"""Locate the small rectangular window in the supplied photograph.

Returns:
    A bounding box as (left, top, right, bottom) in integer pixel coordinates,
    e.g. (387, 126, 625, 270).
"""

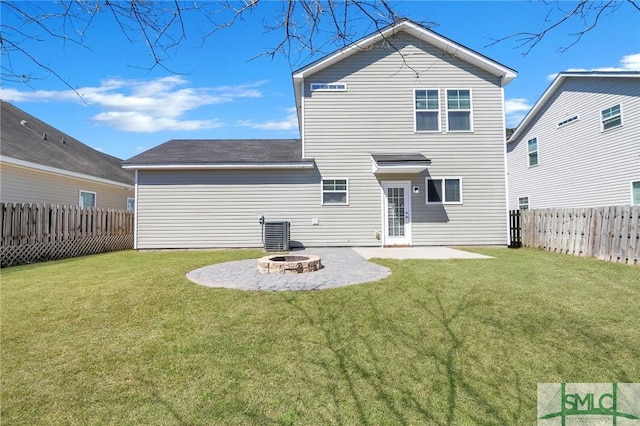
(426, 178, 462, 204)
(79, 190, 96, 209)
(446, 89, 472, 131)
(528, 137, 538, 167)
(601, 104, 622, 130)
(518, 197, 529, 210)
(557, 115, 579, 127)
(310, 83, 347, 92)
(127, 197, 135, 212)
(415, 89, 440, 132)
(632, 181, 640, 205)
(321, 179, 348, 205)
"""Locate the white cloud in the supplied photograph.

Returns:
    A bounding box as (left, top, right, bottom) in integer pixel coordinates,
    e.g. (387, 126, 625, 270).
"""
(547, 53, 640, 80)
(238, 107, 298, 131)
(505, 98, 532, 128)
(0, 76, 266, 132)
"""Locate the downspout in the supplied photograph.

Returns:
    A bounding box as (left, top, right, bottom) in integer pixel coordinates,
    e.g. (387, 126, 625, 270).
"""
(133, 169, 139, 250)
(500, 77, 511, 246)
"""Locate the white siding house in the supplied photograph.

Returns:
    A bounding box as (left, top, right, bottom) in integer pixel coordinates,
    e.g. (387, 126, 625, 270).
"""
(506, 72, 640, 210)
(124, 19, 517, 249)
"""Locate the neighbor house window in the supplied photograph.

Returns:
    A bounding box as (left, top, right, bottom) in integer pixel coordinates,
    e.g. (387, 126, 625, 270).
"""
(79, 190, 96, 208)
(557, 115, 579, 127)
(127, 197, 135, 212)
(528, 137, 538, 167)
(310, 83, 347, 91)
(321, 179, 348, 205)
(426, 178, 462, 204)
(632, 181, 640, 205)
(446, 89, 472, 131)
(601, 104, 622, 130)
(415, 89, 440, 132)
(518, 197, 529, 210)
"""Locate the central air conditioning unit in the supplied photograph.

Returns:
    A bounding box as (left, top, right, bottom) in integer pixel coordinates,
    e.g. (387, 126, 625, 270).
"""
(263, 221, 290, 252)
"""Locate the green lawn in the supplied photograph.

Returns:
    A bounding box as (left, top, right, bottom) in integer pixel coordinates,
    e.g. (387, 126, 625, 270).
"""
(1, 248, 638, 425)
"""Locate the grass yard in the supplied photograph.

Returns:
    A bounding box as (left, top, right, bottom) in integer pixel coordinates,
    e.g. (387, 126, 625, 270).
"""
(1, 248, 639, 425)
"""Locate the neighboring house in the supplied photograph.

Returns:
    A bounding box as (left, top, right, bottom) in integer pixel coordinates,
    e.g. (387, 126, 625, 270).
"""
(123, 19, 517, 249)
(1, 100, 135, 210)
(506, 71, 640, 210)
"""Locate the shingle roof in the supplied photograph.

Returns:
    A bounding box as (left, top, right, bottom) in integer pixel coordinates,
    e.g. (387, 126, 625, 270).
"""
(0, 100, 134, 185)
(123, 139, 309, 167)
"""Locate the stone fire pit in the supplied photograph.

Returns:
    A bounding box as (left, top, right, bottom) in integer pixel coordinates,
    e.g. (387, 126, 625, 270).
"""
(257, 254, 322, 274)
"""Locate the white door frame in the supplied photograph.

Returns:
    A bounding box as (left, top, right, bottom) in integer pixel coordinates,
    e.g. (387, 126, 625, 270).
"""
(381, 181, 412, 246)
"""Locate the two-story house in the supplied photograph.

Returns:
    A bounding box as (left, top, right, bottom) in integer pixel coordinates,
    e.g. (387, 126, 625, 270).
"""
(1, 100, 135, 210)
(506, 71, 640, 210)
(122, 19, 517, 249)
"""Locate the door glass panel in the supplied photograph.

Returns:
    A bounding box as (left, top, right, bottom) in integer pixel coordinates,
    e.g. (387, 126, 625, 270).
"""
(387, 187, 405, 237)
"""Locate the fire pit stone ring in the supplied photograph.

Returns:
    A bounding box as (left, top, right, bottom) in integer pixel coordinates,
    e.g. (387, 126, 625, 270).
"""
(257, 254, 322, 274)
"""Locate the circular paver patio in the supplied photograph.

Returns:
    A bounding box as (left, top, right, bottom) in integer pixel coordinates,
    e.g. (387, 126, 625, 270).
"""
(186, 247, 391, 291)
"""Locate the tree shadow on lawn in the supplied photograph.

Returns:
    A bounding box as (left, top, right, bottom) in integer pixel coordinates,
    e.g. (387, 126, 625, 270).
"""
(280, 283, 526, 425)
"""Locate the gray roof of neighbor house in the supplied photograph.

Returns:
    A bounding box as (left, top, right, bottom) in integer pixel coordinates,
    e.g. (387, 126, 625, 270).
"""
(1, 100, 134, 185)
(123, 139, 314, 169)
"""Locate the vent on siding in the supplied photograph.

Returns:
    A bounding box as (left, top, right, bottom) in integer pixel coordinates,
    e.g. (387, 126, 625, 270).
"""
(264, 221, 290, 252)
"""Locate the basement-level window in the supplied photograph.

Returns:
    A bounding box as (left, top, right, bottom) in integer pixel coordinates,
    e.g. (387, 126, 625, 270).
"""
(321, 179, 348, 205)
(79, 190, 96, 209)
(518, 197, 529, 210)
(426, 178, 462, 204)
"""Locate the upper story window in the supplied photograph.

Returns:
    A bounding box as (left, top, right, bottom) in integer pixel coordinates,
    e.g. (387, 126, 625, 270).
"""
(321, 179, 348, 205)
(601, 104, 622, 131)
(527, 137, 538, 167)
(518, 197, 529, 210)
(557, 115, 579, 127)
(426, 177, 463, 204)
(79, 190, 96, 209)
(446, 89, 472, 131)
(310, 83, 347, 92)
(415, 89, 440, 132)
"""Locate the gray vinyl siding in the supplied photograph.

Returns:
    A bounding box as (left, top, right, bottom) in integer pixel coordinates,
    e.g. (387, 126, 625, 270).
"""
(1, 162, 134, 209)
(134, 32, 510, 249)
(507, 77, 640, 209)
(302, 33, 508, 245)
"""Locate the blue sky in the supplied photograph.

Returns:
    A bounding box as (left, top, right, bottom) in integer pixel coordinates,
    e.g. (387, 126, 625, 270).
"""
(1, 1, 639, 160)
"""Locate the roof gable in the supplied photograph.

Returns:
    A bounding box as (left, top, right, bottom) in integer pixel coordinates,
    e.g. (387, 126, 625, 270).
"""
(293, 19, 516, 84)
(0, 100, 134, 185)
(508, 71, 640, 143)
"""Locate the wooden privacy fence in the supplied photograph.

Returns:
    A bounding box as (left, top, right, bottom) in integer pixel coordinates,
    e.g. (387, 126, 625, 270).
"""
(1, 203, 134, 268)
(515, 206, 639, 265)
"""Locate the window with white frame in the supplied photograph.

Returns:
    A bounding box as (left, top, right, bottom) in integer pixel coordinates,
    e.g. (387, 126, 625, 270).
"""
(310, 83, 347, 92)
(426, 178, 462, 204)
(601, 104, 622, 130)
(127, 197, 135, 212)
(79, 190, 96, 208)
(518, 197, 529, 210)
(632, 181, 640, 205)
(446, 89, 472, 131)
(321, 179, 348, 205)
(414, 89, 440, 132)
(528, 137, 538, 167)
(557, 115, 579, 127)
